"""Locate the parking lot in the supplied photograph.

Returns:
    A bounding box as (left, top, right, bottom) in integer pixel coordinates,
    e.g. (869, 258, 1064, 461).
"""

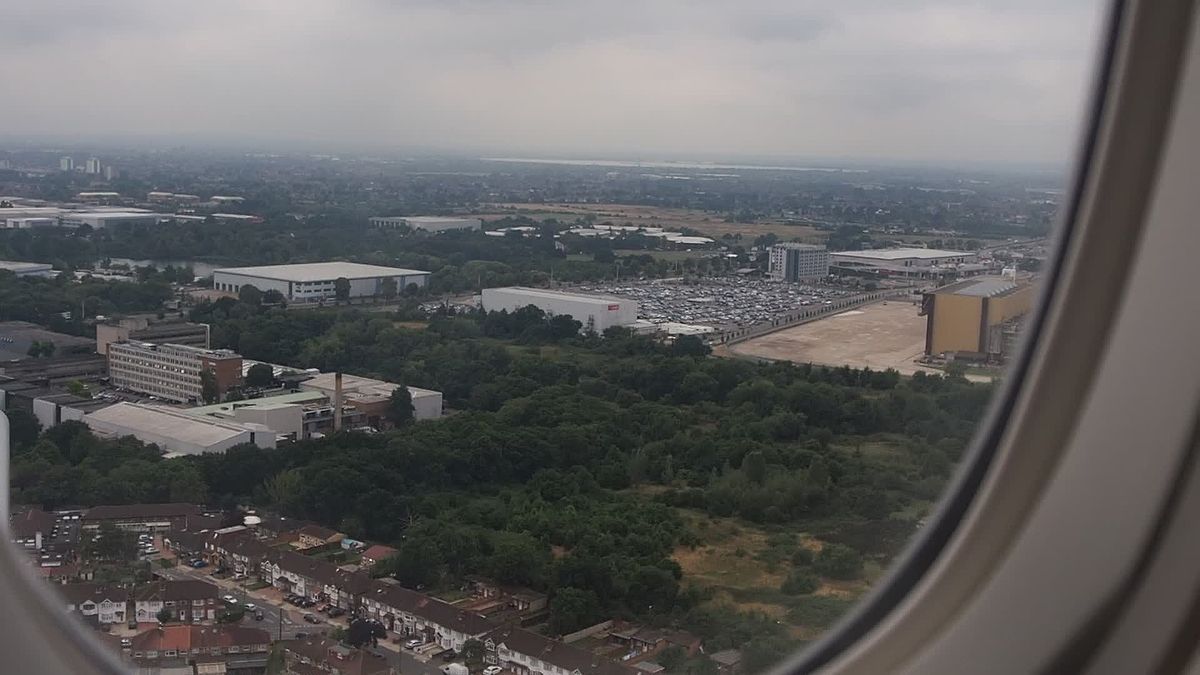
(575, 277, 853, 328)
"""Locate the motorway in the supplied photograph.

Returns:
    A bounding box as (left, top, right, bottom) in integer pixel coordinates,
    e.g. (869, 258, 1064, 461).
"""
(155, 562, 445, 675)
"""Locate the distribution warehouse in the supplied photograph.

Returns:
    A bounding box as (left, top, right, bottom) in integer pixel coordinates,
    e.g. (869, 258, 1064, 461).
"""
(481, 287, 638, 333)
(369, 216, 481, 232)
(212, 262, 430, 303)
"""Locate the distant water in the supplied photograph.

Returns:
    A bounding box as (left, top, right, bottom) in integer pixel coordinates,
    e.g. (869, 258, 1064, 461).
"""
(482, 157, 868, 173)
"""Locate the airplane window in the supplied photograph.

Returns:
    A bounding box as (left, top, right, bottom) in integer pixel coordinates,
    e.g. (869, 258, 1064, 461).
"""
(0, 1, 1106, 673)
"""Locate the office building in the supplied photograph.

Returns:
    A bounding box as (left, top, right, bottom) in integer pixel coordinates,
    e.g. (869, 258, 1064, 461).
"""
(107, 342, 243, 403)
(85, 158, 102, 175)
(84, 402, 276, 455)
(59, 157, 74, 172)
(212, 262, 430, 303)
(768, 243, 831, 281)
(481, 287, 637, 333)
(370, 216, 482, 232)
(95, 318, 210, 355)
(921, 277, 1034, 361)
(102, 165, 117, 181)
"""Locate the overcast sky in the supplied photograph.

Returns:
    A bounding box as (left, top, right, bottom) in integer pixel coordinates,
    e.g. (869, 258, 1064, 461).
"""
(0, 1, 1104, 165)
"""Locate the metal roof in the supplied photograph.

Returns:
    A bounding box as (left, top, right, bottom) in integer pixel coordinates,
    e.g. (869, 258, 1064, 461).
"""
(484, 286, 631, 304)
(935, 277, 1022, 297)
(831, 247, 971, 260)
(85, 403, 255, 447)
(213, 262, 430, 282)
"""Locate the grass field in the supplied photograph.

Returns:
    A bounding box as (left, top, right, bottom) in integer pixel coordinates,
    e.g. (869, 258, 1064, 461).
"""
(480, 202, 825, 241)
(671, 509, 873, 638)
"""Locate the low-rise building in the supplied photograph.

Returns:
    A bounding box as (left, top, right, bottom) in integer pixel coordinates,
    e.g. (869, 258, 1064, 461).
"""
(60, 583, 129, 626)
(481, 287, 638, 333)
(921, 277, 1034, 362)
(61, 210, 167, 228)
(830, 247, 980, 279)
(133, 580, 221, 624)
(359, 544, 397, 569)
(84, 402, 276, 455)
(10, 507, 55, 551)
(360, 582, 495, 652)
(123, 624, 271, 673)
(212, 262, 431, 303)
(299, 372, 443, 423)
(282, 635, 397, 675)
(83, 503, 203, 533)
(96, 318, 211, 356)
(482, 626, 639, 675)
(0, 260, 55, 277)
(0, 321, 96, 361)
(295, 525, 344, 550)
(370, 216, 481, 232)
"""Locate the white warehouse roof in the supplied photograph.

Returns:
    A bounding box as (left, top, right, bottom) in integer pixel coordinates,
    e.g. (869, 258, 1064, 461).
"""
(84, 403, 263, 450)
(213, 262, 430, 282)
(831, 247, 973, 260)
(485, 286, 630, 305)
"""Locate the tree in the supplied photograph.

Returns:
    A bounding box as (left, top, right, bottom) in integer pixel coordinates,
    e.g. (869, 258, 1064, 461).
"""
(381, 276, 398, 301)
(742, 451, 767, 485)
(549, 587, 602, 635)
(814, 543, 863, 580)
(245, 363, 275, 388)
(66, 380, 90, 397)
(263, 469, 303, 512)
(346, 618, 385, 648)
(387, 385, 414, 427)
(334, 277, 351, 303)
(157, 607, 174, 624)
(658, 646, 688, 671)
(262, 289, 287, 306)
(670, 335, 711, 358)
(238, 284, 263, 306)
(461, 639, 485, 665)
(780, 569, 819, 595)
(200, 369, 219, 404)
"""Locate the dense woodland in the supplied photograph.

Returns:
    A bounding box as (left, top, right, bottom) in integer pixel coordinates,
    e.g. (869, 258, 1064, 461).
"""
(7, 292, 992, 667)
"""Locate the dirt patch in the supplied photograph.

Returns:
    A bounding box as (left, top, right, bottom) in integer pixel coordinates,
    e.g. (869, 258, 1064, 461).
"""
(731, 301, 939, 375)
(393, 321, 429, 330)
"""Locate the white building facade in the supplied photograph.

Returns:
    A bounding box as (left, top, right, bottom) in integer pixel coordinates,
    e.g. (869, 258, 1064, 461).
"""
(768, 243, 830, 281)
(481, 287, 637, 333)
(212, 262, 430, 303)
(370, 216, 481, 232)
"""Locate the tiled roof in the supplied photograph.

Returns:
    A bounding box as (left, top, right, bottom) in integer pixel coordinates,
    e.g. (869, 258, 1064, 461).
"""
(484, 626, 640, 675)
(135, 580, 219, 602)
(368, 581, 495, 636)
(361, 545, 398, 562)
(10, 508, 55, 539)
(59, 583, 127, 605)
(129, 624, 270, 653)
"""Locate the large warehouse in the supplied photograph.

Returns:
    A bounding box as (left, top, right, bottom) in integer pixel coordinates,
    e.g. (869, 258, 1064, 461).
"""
(84, 402, 276, 455)
(370, 216, 481, 232)
(922, 277, 1034, 362)
(212, 262, 430, 303)
(831, 247, 981, 279)
(481, 287, 638, 333)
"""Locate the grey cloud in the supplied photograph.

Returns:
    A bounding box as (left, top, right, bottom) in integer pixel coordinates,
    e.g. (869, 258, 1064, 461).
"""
(0, 0, 1105, 164)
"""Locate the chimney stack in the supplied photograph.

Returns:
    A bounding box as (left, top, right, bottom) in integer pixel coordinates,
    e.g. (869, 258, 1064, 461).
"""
(333, 372, 343, 432)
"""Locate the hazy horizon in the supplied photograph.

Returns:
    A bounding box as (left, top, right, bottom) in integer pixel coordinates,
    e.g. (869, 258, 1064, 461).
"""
(1, 0, 1104, 166)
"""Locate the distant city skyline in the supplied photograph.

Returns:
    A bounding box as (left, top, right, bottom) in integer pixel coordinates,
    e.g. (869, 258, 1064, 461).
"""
(1, 0, 1103, 164)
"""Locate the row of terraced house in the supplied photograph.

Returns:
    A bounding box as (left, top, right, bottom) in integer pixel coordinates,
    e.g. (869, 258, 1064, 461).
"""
(165, 522, 642, 675)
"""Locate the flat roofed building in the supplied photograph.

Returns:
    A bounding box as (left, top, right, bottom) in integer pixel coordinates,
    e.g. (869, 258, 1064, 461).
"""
(481, 286, 638, 333)
(96, 318, 210, 355)
(831, 247, 979, 278)
(0, 260, 53, 277)
(107, 342, 242, 403)
(60, 210, 167, 229)
(0, 321, 95, 361)
(212, 262, 430, 303)
(768, 243, 830, 281)
(371, 215, 482, 232)
(299, 372, 443, 422)
(922, 277, 1034, 361)
(84, 402, 276, 455)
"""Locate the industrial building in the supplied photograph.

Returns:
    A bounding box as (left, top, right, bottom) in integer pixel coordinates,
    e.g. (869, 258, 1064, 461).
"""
(96, 318, 210, 355)
(211, 262, 430, 303)
(59, 210, 167, 229)
(370, 216, 482, 232)
(921, 277, 1034, 362)
(0, 261, 55, 277)
(83, 402, 276, 455)
(481, 287, 638, 333)
(185, 389, 371, 439)
(107, 342, 243, 403)
(831, 247, 982, 279)
(0, 321, 94, 361)
(299, 372, 443, 423)
(768, 243, 831, 281)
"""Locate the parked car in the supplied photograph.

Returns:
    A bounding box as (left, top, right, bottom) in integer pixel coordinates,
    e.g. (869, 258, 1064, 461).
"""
(303, 614, 321, 624)
(484, 666, 504, 675)
(294, 632, 308, 640)
(440, 650, 458, 662)
(120, 639, 131, 648)
(328, 607, 345, 618)
(190, 560, 208, 568)
(405, 638, 424, 649)
(244, 603, 256, 611)
(222, 595, 238, 604)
